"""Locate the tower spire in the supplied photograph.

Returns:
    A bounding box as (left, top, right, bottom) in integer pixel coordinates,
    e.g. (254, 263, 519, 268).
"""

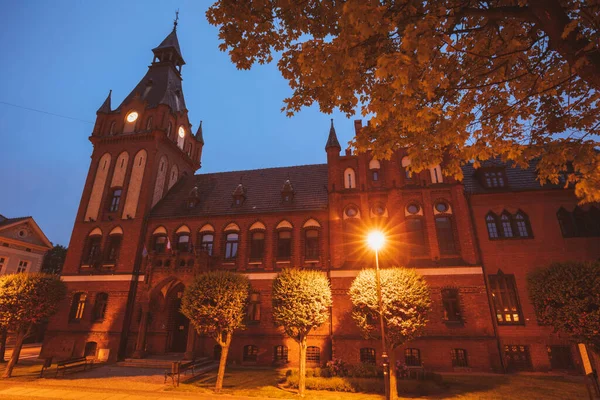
(97, 90, 112, 114)
(325, 118, 341, 150)
(195, 120, 204, 144)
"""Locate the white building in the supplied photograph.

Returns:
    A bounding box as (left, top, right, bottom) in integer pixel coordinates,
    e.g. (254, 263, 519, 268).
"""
(0, 214, 52, 275)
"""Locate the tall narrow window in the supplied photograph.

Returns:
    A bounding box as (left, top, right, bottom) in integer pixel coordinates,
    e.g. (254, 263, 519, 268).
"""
(146, 116, 153, 131)
(243, 345, 258, 362)
(486, 213, 499, 239)
(105, 235, 122, 264)
(435, 217, 457, 254)
(405, 348, 421, 366)
(247, 292, 261, 323)
(406, 218, 426, 256)
(250, 232, 265, 260)
(84, 236, 102, 265)
(274, 345, 288, 362)
(177, 233, 190, 252)
(92, 293, 108, 322)
(489, 273, 523, 324)
(16, 260, 28, 273)
(344, 168, 356, 189)
(557, 207, 576, 237)
(69, 293, 87, 322)
(442, 288, 461, 322)
(200, 233, 214, 255)
(277, 231, 292, 259)
(108, 189, 122, 212)
(451, 349, 468, 367)
(305, 229, 319, 260)
(153, 235, 167, 253)
(360, 348, 376, 364)
(306, 346, 320, 363)
(225, 233, 239, 259)
(501, 213, 514, 237)
(514, 212, 532, 237)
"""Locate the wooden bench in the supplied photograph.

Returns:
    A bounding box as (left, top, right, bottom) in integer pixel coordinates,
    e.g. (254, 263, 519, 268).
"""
(55, 356, 93, 377)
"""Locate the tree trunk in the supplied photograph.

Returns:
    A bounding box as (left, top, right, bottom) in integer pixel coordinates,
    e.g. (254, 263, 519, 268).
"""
(0, 328, 7, 363)
(215, 334, 231, 393)
(388, 348, 398, 400)
(2, 326, 27, 378)
(298, 335, 307, 397)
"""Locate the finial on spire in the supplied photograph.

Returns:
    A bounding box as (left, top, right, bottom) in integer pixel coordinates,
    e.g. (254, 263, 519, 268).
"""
(195, 120, 204, 144)
(173, 9, 179, 31)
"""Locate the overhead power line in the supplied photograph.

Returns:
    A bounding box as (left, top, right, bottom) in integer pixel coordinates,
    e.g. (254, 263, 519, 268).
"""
(0, 100, 94, 124)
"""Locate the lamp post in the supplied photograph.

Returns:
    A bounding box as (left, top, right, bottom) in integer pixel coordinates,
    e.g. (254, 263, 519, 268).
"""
(367, 231, 390, 400)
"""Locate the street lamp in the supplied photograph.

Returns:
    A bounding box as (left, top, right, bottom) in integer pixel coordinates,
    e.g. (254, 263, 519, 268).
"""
(367, 231, 390, 400)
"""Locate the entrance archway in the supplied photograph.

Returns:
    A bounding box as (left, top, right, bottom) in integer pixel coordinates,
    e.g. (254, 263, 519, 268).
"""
(164, 282, 189, 353)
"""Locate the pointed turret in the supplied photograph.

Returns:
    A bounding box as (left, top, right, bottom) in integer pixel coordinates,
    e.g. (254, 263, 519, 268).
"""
(97, 90, 112, 114)
(325, 119, 341, 150)
(195, 121, 204, 144)
(152, 28, 185, 68)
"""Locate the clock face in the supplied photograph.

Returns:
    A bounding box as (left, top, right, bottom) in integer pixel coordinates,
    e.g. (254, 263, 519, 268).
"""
(126, 111, 138, 123)
(178, 126, 185, 138)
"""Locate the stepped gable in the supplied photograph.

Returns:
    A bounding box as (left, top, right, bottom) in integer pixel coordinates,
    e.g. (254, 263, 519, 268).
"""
(461, 158, 562, 193)
(150, 164, 329, 217)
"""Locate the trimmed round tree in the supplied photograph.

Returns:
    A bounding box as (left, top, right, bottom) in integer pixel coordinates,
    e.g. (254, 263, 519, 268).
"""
(0, 273, 66, 378)
(180, 270, 250, 392)
(272, 268, 332, 397)
(349, 267, 431, 400)
(528, 261, 600, 352)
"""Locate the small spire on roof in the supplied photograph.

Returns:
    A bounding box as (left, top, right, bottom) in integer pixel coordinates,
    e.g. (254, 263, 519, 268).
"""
(173, 9, 179, 32)
(97, 90, 112, 114)
(195, 120, 204, 144)
(325, 118, 341, 150)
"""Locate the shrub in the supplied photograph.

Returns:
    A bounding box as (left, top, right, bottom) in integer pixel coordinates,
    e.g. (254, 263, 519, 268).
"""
(349, 362, 380, 378)
(325, 359, 350, 377)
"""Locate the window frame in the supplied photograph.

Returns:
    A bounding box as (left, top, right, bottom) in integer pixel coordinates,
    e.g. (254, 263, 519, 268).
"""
(406, 217, 427, 257)
(105, 234, 122, 264)
(481, 168, 507, 189)
(404, 348, 421, 366)
(360, 348, 376, 364)
(153, 235, 167, 253)
(441, 288, 462, 323)
(247, 292, 261, 323)
(274, 345, 288, 363)
(108, 188, 122, 212)
(276, 230, 292, 260)
(224, 232, 239, 260)
(199, 233, 214, 256)
(504, 345, 532, 371)
(249, 231, 265, 261)
(69, 292, 87, 323)
(306, 346, 321, 363)
(489, 273, 524, 325)
(83, 235, 102, 265)
(243, 345, 258, 362)
(304, 229, 320, 260)
(451, 349, 468, 367)
(176, 233, 190, 253)
(435, 216, 457, 255)
(92, 292, 109, 322)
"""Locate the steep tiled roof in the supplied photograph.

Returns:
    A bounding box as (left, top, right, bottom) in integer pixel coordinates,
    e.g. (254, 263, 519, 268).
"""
(461, 159, 562, 193)
(0, 216, 30, 229)
(117, 64, 186, 112)
(150, 164, 329, 218)
(152, 29, 184, 64)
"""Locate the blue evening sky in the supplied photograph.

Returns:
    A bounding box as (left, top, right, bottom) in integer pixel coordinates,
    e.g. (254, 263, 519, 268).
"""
(0, 1, 357, 247)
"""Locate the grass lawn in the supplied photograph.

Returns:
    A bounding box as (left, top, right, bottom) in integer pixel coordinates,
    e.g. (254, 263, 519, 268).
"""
(176, 367, 589, 400)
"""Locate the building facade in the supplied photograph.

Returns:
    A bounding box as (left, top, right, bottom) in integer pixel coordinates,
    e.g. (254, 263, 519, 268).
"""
(0, 215, 52, 275)
(41, 26, 600, 373)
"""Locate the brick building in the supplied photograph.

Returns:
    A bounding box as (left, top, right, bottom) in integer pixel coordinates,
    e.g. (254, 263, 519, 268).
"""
(41, 26, 600, 373)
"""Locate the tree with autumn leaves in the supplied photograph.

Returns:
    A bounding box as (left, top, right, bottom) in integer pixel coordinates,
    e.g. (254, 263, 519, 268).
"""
(180, 271, 250, 392)
(349, 268, 431, 400)
(0, 273, 66, 378)
(208, 0, 600, 202)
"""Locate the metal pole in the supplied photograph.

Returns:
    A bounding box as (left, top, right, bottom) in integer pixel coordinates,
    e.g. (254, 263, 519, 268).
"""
(375, 249, 390, 400)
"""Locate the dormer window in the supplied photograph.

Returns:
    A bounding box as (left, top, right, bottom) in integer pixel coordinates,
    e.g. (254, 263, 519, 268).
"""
(281, 179, 295, 204)
(232, 183, 246, 207)
(482, 169, 507, 188)
(187, 186, 199, 209)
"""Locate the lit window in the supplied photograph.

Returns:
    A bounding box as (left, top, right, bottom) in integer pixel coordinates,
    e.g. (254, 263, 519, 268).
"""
(489, 273, 523, 324)
(360, 348, 376, 364)
(69, 293, 87, 322)
(178, 126, 185, 138)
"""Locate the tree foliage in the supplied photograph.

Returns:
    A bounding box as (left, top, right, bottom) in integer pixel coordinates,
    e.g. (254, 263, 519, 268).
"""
(349, 267, 431, 400)
(528, 261, 600, 352)
(0, 273, 66, 378)
(272, 268, 332, 397)
(208, 0, 600, 202)
(180, 270, 250, 391)
(41, 245, 67, 275)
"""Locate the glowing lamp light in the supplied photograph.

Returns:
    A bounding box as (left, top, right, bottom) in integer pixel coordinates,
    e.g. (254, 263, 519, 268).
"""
(126, 111, 138, 123)
(367, 231, 385, 251)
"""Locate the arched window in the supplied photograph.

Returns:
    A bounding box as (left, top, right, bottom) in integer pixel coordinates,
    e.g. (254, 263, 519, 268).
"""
(486, 213, 500, 239)
(83, 233, 102, 266)
(405, 348, 421, 366)
(360, 348, 376, 364)
(225, 233, 239, 259)
(84, 341, 97, 358)
(306, 346, 320, 363)
(277, 230, 292, 260)
(250, 231, 265, 260)
(146, 116, 153, 131)
(274, 345, 288, 362)
(501, 212, 514, 237)
(177, 233, 190, 252)
(109, 121, 116, 135)
(401, 156, 412, 179)
(304, 229, 319, 260)
(167, 122, 173, 139)
(92, 293, 108, 322)
(343, 168, 356, 189)
(369, 159, 380, 181)
(152, 227, 168, 253)
(247, 292, 261, 322)
(199, 232, 214, 255)
(429, 165, 443, 183)
(514, 211, 532, 238)
(69, 293, 87, 322)
(489, 272, 523, 324)
(435, 216, 457, 254)
(243, 345, 258, 362)
(105, 232, 122, 264)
